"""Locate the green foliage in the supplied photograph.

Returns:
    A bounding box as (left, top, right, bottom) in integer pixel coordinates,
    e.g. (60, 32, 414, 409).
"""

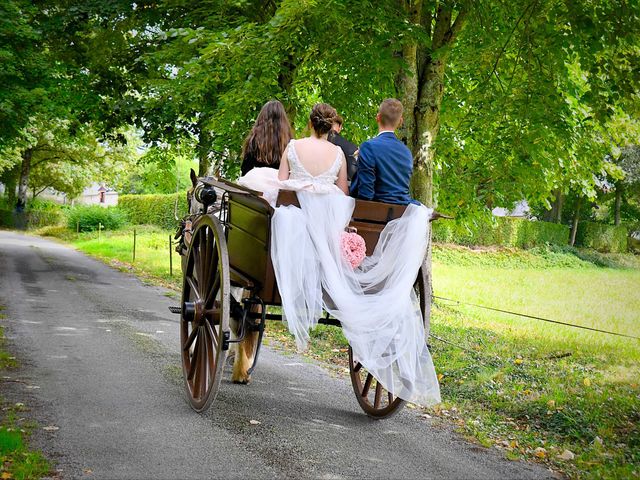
(433, 217, 569, 249)
(3, 0, 640, 225)
(118, 145, 199, 194)
(118, 193, 188, 230)
(67, 205, 127, 232)
(0, 1, 55, 148)
(576, 221, 629, 253)
(433, 245, 590, 270)
(0, 198, 65, 229)
(0, 205, 12, 228)
(24, 199, 66, 228)
(433, 243, 640, 270)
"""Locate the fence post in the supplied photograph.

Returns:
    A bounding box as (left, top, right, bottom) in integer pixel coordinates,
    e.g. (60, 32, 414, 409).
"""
(169, 234, 173, 277)
(133, 228, 137, 263)
(98, 222, 102, 240)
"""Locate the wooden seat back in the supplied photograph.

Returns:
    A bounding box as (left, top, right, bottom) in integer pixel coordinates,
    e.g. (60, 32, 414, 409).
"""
(226, 191, 274, 296)
(276, 191, 408, 255)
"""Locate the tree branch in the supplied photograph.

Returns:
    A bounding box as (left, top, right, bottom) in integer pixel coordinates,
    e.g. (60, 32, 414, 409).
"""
(447, 3, 470, 45)
(431, 3, 452, 50)
(33, 185, 51, 198)
(482, 1, 537, 88)
(31, 156, 63, 168)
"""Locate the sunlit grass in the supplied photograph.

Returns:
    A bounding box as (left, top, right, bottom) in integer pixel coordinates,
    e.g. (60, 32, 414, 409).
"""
(428, 246, 640, 479)
(69, 225, 182, 290)
(432, 263, 640, 361)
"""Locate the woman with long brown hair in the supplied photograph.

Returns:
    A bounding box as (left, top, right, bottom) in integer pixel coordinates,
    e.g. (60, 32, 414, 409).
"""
(241, 100, 293, 175)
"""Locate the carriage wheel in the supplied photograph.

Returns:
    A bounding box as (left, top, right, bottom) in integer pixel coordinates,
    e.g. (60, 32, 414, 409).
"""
(348, 266, 428, 419)
(180, 214, 230, 412)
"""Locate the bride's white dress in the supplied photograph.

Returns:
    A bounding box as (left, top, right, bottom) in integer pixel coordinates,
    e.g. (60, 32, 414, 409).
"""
(238, 139, 441, 406)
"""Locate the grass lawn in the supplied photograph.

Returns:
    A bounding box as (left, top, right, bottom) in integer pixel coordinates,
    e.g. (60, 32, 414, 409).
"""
(37, 225, 640, 479)
(427, 245, 640, 479)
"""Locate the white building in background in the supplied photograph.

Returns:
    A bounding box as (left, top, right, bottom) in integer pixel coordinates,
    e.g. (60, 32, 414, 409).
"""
(37, 183, 119, 206)
(75, 183, 118, 206)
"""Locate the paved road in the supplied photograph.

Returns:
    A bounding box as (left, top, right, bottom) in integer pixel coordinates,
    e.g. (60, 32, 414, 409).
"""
(0, 231, 555, 479)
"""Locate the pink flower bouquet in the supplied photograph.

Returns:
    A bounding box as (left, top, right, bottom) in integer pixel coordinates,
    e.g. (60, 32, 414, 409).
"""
(340, 231, 366, 269)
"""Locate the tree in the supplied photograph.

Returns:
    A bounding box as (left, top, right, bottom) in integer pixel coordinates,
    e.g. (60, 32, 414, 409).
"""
(614, 145, 640, 225)
(0, 1, 54, 148)
(6, 0, 640, 219)
(116, 143, 199, 195)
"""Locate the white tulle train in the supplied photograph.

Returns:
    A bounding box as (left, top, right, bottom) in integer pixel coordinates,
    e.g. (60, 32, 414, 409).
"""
(270, 191, 441, 406)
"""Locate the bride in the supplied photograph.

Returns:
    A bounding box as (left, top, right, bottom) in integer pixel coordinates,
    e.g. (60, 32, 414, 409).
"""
(239, 103, 441, 407)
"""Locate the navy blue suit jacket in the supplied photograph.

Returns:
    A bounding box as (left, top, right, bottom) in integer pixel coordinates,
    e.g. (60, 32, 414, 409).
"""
(349, 131, 417, 205)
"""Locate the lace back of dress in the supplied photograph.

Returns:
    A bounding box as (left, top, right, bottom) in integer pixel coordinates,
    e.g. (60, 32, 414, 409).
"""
(287, 139, 342, 185)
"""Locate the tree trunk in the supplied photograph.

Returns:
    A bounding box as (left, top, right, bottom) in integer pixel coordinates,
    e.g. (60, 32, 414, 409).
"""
(555, 190, 564, 223)
(410, 59, 446, 207)
(16, 148, 32, 212)
(395, 2, 468, 207)
(394, 3, 469, 324)
(570, 196, 583, 247)
(1, 163, 20, 204)
(614, 183, 623, 226)
(543, 188, 564, 223)
(278, 54, 298, 126)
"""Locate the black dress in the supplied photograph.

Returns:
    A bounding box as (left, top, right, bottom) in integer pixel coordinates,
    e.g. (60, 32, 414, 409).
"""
(241, 151, 280, 176)
(328, 131, 358, 180)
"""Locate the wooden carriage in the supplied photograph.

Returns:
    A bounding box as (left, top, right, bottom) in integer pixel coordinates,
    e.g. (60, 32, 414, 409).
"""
(174, 178, 439, 419)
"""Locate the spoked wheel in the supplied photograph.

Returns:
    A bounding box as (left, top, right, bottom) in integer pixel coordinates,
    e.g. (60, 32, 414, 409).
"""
(348, 265, 429, 419)
(180, 214, 230, 412)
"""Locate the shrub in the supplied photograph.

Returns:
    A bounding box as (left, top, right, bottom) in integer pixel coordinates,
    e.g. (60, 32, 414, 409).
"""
(0, 207, 12, 228)
(432, 216, 569, 248)
(67, 205, 127, 232)
(0, 198, 66, 229)
(118, 193, 188, 230)
(575, 221, 628, 253)
(26, 199, 67, 228)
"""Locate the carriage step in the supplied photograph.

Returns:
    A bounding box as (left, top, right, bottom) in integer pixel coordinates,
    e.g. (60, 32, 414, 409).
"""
(168, 306, 181, 314)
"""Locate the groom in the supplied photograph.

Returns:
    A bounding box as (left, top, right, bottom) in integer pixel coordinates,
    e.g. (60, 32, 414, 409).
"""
(349, 98, 417, 205)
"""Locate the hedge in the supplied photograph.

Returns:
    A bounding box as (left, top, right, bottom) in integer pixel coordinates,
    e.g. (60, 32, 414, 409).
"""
(67, 205, 127, 232)
(118, 193, 188, 230)
(0, 199, 66, 229)
(575, 221, 628, 253)
(432, 216, 570, 248)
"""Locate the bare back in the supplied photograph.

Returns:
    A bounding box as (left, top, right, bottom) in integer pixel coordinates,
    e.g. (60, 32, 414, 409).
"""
(292, 137, 341, 176)
(278, 136, 349, 193)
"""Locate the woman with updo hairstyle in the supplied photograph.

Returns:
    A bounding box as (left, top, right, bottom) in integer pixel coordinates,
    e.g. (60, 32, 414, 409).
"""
(241, 100, 293, 176)
(277, 103, 348, 194)
(238, 102, 348, 198)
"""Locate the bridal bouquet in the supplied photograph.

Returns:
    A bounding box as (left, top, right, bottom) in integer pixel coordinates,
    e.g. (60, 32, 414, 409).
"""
(340, 230, 366, 269)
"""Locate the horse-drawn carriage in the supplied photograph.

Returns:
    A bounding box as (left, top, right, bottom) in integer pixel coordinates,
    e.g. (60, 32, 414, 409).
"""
(172, 176, 442, 419)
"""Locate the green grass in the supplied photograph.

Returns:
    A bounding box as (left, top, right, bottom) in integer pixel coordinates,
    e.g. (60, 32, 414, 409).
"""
(0, 327, 17, 370)
(432, 245, 640, 360)
(426, 246, 640, 479)
(266, 246, 640, 479)
(0, 308, 51, 479)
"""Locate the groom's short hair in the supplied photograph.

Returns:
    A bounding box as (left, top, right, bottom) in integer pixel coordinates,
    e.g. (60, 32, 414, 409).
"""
(378, 99, 403, 128)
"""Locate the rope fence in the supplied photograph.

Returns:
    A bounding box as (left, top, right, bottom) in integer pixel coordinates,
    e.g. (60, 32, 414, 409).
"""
(431, 294, 640, 341)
